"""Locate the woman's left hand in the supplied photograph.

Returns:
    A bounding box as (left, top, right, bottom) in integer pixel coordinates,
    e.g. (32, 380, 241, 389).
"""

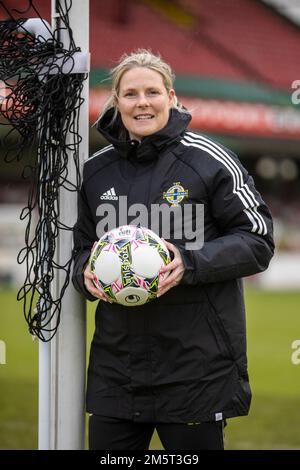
(157, 240, 185, 298)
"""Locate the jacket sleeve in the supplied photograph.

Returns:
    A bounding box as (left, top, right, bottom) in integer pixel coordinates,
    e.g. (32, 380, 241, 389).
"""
(179, 158, 275, 285)
(72, 182, 98, 301)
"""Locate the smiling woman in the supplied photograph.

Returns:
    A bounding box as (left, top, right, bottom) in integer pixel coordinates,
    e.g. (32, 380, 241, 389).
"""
(117, 67, 175, 140)
(72, 49, 274, 451)
(98, 49, 188, 140)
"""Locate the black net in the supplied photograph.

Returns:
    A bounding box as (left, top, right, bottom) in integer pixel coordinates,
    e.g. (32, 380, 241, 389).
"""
(0, 1, 86, 341)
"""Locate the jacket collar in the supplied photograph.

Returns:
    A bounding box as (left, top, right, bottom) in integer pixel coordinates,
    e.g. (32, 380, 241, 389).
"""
(96, 107, 192, 162)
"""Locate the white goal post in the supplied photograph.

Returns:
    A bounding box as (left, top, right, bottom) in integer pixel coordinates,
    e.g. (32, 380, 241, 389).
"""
(38, 0, 90, 450)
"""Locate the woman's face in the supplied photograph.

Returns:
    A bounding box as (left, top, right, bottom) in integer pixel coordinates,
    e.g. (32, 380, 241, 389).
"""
(117, 67, 175, 141)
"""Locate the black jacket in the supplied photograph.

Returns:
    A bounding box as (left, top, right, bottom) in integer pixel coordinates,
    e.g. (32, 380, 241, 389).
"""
(72, 108, 274, 423)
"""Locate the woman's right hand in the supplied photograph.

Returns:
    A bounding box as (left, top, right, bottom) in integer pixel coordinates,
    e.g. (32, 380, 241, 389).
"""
(83, 243, 113, 303)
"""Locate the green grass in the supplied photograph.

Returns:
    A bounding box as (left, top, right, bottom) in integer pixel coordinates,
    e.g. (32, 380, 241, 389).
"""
(225, 289, 300, 450)
(0, 287, 300, 450)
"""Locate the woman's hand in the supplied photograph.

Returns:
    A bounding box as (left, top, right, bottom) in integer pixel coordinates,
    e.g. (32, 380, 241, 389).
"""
(83, 243, 113, 303)
(157, 240, 185, 298)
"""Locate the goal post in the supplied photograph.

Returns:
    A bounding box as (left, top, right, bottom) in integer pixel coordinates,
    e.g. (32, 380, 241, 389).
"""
(38, 0, 90, 450)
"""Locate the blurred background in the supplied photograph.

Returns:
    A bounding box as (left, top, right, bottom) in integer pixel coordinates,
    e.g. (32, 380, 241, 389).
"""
(0, 0, 300, 450)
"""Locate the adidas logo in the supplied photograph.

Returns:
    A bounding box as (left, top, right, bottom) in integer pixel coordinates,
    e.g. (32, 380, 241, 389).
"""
(100, 187, 118, 201)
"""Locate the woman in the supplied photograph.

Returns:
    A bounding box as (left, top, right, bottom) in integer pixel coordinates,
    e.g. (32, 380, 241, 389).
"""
(72, 49, 274, 450)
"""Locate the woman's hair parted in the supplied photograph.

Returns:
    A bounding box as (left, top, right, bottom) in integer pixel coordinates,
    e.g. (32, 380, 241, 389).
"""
(98, 49, 188, 124)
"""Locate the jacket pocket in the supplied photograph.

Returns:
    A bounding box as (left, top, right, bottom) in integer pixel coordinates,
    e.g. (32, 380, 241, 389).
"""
(204, 298, 235, 360)
(205, 311, 233, 360)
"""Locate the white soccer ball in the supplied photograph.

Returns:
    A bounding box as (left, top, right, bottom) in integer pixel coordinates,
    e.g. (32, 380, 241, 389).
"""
(89, 225, 170, 307)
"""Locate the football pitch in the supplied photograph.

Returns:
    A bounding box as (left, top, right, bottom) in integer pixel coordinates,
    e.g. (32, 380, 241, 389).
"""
(0, 286, 300, 450)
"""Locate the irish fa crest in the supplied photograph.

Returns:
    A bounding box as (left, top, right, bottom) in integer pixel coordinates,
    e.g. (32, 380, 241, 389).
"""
(163, 182, 188, 207)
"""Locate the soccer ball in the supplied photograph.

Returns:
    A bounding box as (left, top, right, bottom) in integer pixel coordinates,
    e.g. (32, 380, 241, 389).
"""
(89, 225, 170, 307)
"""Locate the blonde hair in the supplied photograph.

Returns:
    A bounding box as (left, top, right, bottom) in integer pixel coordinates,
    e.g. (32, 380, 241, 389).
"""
(99, 49, 188, 124)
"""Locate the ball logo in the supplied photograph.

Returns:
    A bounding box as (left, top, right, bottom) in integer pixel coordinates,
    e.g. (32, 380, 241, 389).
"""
(119, 227, 131, 236)
(125, 294, 141, 304)
(163, 182, 188, 207)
